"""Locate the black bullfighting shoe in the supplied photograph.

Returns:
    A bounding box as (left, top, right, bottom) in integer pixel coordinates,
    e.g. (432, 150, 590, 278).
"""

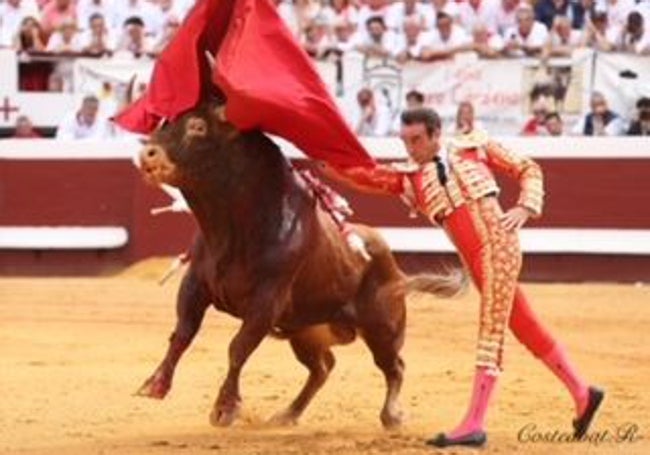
(573, 386, 605, 439)
(425, 430, 487, 448)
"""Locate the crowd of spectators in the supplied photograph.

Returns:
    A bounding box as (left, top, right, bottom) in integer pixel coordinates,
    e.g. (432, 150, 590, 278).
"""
(347, 86, 649, 137)
(274, 0, 650, 61)
(1, 0, 649, 139)
(1, 0, 649, 61)
(0, 0, 188, 57)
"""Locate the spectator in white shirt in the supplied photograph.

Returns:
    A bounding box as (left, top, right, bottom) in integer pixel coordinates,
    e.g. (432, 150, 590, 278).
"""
(431, 0, 462, 23)
(572, 91, 627, 136)
(46, 19, 83, 52)
(457, 0, 500, 34)
(356, 0, 390, 33)
(302, 16, 333, 59)
(580, 9, 618, 51)
(394, 15, 435, 62)
(56, 95, 111, 139)
(495, 0, 522, 34)
(353, 16, 399, 58)
(151, 14, 180, 55)
(295, 0, 326, 34)
(114, 0, 159, 37)
(421, 11, 471, 60)
(327, 18, 356, 53)
(0, 0, 39, 47)
(115, 15, 153, 56)
(470, 21, 505, 58)
(76, 0, 117, 31)
(614, 10, 650, 54)
(150, 0, 183, 40)
(606, 0, 635, 29)
(322, 0, 359, 29)
(542, 15, 582, 58)
(274, 0, 300, 37)
(385, 0, 436, 32)
(353, 87, 393, 137)
(503, 5, 549, 57)
(80, 12, 115, 54)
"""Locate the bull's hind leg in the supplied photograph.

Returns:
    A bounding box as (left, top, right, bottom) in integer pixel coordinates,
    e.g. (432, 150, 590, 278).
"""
(358, 283, 407, 429)
(136, 266, 210, 399)
(269, 324, 356, 426)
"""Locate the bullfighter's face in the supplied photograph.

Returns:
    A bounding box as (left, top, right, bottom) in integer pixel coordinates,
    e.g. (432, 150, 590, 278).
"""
(138, 109, 220, 188)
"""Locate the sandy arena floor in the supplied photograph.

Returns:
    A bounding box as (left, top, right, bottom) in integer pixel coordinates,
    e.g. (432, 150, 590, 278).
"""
(1, 259, 649, 455)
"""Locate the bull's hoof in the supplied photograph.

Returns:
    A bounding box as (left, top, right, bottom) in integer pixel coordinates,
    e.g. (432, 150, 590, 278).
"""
(209, 402, 241, 427)
(380, 405, 405, 430)
(135, 372, 170, 399)
(268, 409, 300, 427)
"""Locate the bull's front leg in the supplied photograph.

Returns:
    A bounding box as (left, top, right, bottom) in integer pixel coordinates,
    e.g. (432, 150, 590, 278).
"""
(210, 285, 287, 427)
(137, 268, 210, 399)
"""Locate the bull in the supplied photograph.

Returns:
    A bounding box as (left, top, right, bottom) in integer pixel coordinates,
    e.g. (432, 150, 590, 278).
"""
(135, 106, 463, 428)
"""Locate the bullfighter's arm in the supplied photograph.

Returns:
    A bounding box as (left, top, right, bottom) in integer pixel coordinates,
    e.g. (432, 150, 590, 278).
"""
(320, 163, 405, 196)
(484, 141, 544, 217)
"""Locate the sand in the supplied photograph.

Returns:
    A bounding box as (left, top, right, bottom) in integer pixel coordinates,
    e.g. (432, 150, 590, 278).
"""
(1, 258, 649, 455)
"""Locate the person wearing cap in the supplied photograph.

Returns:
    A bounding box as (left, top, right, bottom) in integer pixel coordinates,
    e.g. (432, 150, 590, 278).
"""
(324, 107, 604, 448)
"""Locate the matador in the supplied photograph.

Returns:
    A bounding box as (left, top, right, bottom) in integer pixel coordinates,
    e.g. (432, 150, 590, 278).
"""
(327, 108, 604, 448)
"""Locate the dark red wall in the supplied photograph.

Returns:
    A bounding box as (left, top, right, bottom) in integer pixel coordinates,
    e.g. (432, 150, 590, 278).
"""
(1, 157, 649, 280)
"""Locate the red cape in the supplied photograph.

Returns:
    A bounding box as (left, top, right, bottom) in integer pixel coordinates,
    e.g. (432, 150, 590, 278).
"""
(113, 0, 373, 168)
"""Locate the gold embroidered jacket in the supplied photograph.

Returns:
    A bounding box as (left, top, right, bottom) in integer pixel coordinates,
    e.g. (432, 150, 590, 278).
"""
(336, 139, 544, 225)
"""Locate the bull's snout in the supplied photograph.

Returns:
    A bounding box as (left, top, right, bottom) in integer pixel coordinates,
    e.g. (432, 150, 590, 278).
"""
(139, 144, 177, 186)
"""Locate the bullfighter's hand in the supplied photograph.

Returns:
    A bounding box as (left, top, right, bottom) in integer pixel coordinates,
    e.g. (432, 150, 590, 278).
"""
(500, 206, 531, 232)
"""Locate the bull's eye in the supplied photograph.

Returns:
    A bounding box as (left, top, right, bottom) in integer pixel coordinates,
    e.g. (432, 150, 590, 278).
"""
(147, 148, 156, 158)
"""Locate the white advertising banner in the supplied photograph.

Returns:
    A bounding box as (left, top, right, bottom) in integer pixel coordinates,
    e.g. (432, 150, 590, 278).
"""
(591, 52, 650, 121)
(333, 50, 595, 135)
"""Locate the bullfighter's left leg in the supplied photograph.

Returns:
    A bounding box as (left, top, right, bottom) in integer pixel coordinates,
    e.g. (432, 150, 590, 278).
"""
(509, 287, 604, 438)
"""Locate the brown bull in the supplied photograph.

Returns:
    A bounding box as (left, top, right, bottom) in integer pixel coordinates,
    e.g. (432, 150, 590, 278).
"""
(136, 106, 464, 428)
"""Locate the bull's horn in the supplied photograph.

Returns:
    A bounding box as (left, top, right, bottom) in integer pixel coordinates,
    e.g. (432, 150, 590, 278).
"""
(205, 51, 216, 70)
(125, 74, 137, 105)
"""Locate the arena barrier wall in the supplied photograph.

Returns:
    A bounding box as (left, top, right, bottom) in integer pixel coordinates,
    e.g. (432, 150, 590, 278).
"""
(1, 136, 649, 282)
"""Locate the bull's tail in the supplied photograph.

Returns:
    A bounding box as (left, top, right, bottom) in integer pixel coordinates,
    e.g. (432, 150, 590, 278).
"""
(403, 267, 468, 298)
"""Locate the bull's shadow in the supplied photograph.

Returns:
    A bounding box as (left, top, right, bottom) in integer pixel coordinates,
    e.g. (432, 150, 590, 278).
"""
(135, 105, 463, 429)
